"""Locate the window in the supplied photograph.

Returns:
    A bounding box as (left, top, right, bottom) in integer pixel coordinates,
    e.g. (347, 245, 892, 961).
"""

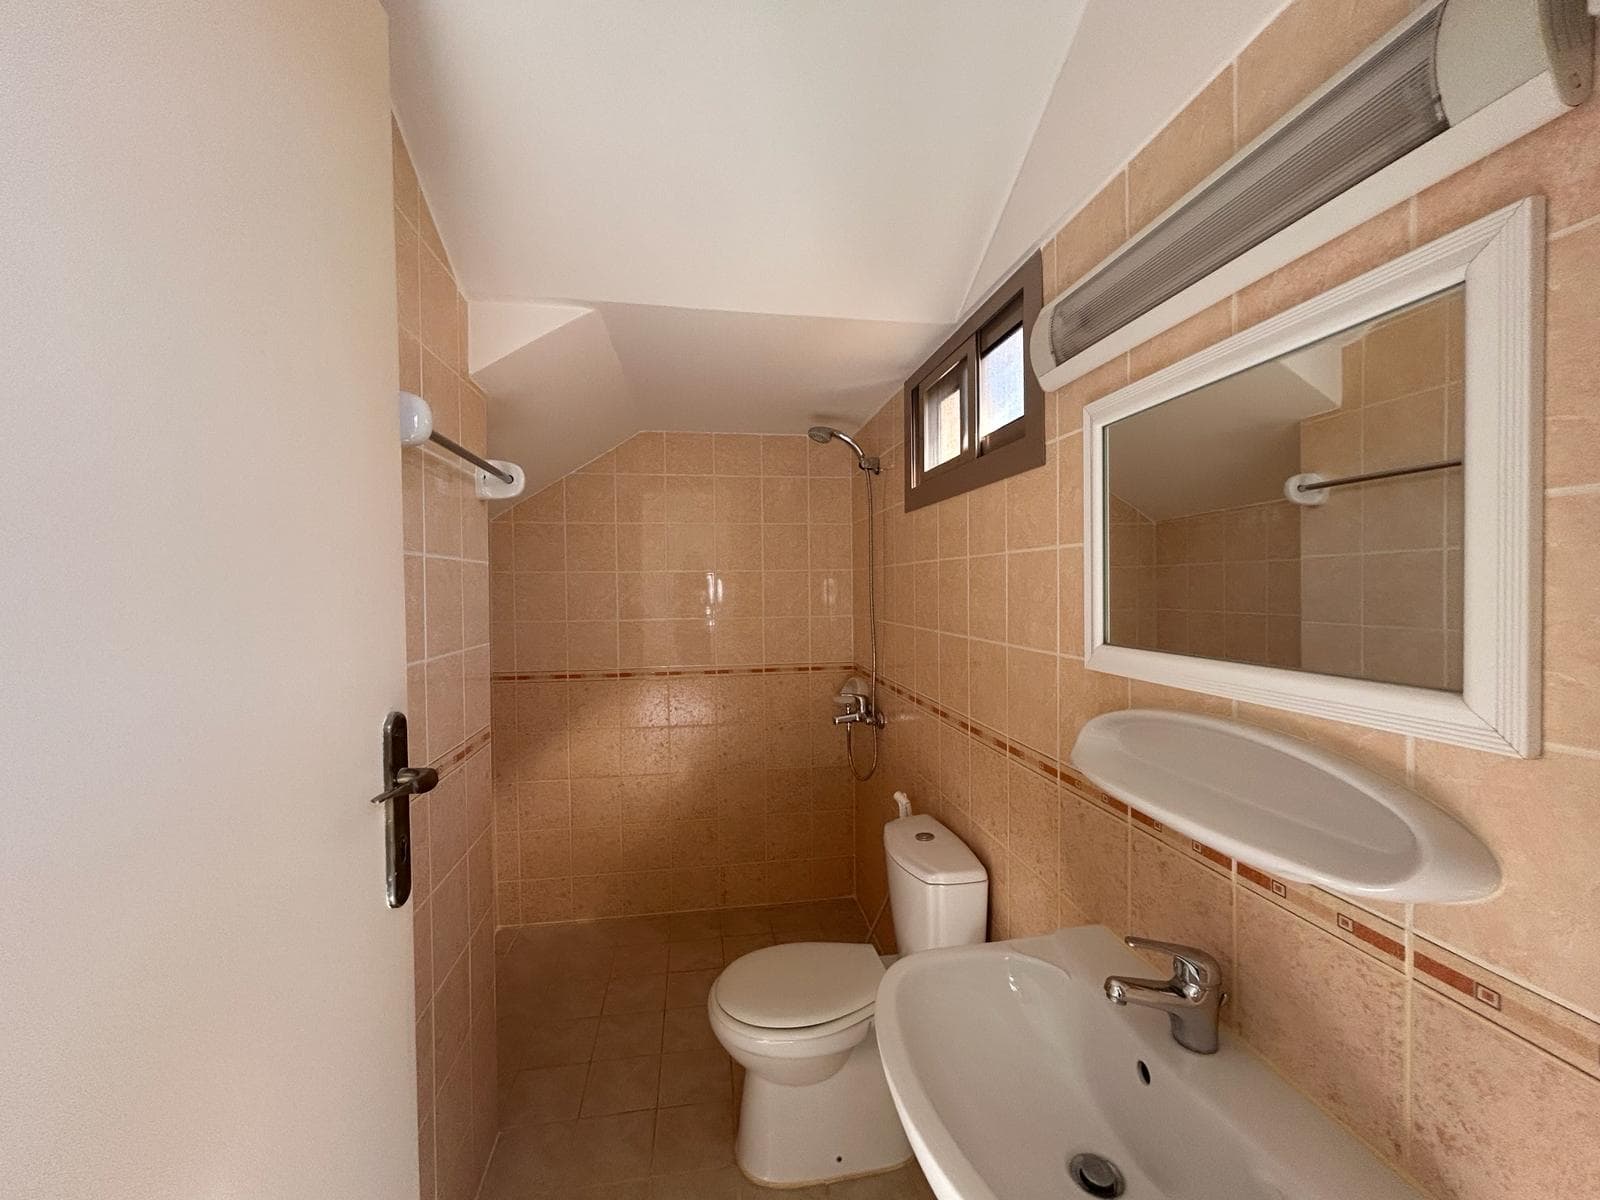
(904, 254, 1042, 509)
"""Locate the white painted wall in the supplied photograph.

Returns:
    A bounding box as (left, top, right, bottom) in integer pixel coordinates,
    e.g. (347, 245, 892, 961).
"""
(0, 4, 417, 1197)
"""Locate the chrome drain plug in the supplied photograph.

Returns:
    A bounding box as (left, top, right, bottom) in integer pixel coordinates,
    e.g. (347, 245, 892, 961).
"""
(1067, 1151, 1126, 1198)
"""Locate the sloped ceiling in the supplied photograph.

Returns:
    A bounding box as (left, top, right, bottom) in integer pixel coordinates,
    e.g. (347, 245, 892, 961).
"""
(386, 0, 1286, 492)
(1106, 348, 1343, 522)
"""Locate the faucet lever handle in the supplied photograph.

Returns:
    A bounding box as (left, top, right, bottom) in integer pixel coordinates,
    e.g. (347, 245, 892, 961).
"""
(1124, 936, 1222, 987)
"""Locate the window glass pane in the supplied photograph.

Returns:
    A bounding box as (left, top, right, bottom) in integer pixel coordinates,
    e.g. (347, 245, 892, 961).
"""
(979, 323, 1024, 439)
(922, 362, 965, 471)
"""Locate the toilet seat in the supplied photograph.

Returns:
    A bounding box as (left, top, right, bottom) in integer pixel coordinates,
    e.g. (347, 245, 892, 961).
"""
(713, 941, 883, 1030)
(711, 996, 874, 1059)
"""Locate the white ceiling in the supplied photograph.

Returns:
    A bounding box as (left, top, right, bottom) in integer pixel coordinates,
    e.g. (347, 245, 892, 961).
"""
(1107, 342, 1344, 521)
(386, 0, 1288, 491)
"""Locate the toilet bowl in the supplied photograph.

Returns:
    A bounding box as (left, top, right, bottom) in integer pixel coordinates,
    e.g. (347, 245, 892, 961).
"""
(709, 814, 988, 1187)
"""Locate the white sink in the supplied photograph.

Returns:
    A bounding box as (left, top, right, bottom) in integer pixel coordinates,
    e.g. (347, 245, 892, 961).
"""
(874, 927, 1419, 1200)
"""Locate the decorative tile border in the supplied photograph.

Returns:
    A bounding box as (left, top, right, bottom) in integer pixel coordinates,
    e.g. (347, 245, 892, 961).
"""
(491, 661, 854, 683)
(867, 666, 1600, 1062)
(1238, 861, 1407, 968)
(1415, 936, 1600, 1082)
(875, 673, 1068, 786)
(428, 723, 491, 776)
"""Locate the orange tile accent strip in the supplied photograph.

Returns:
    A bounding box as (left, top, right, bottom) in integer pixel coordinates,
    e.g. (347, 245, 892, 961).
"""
(873, 673, 1063, 785)
(1346, 916, 1406, 962)
(1416, 950, 1479, 997)
(1193, 841, 1233, 871)
(1237, 862, 1274, 890)
(491, 661, 854, 683)
(429, 724, 491, 775)
(1238, 861, 1406, 965)
(812, 665, 1600, 1052)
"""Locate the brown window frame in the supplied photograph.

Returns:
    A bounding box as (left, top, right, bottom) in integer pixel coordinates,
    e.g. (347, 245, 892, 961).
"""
(904, 252, 1043, 510)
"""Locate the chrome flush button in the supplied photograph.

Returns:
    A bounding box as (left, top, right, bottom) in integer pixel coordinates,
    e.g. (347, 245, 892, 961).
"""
(914, 831, 934, 842)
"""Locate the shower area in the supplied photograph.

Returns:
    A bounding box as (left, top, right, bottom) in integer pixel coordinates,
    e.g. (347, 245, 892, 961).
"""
(485, 428, 881, 926)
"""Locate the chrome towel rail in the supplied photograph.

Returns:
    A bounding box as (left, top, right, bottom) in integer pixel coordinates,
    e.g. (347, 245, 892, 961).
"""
(428, 429, 512, 484)
(397, 390, 524, 499)
(1296, 458, 1462, 494)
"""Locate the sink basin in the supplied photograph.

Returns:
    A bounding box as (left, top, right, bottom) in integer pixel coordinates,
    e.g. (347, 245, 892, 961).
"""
(875, 927, 1419, 1200)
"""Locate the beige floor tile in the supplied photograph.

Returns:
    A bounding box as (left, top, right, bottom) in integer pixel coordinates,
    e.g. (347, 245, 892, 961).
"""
(483, 1110, 654, 1193)
(817, 911, 868, 942)
(651, 1099, 734, 1174)
(665, 968, 719, 1009)
(668, 910, 725, 941)
(594, 1011, 665, 1061)
(658, 1049, 732, 1107)
(499, 1015, 599, 1071)
(722, 933, 774, 964)
(597, 915, 674, 946)
(713, 906, 772, 935)
(582, 1054, 663, 1116)
(770, 926, 825, 944)
(509, 974, 610, 1023)
(603, 973, 668, 1014)
(661, 1007, 720, 1054)
(766, 908, 817, 933)
(825, 1163, 934, 1198)
(752, 1182, 828, 1199)
(561, 1183, 649, 1200)
(668, 937, 724, 972)
(646, 1165, 745, 1199)
(500, 1063, 588, 1129)
(611, 942, 671, 976)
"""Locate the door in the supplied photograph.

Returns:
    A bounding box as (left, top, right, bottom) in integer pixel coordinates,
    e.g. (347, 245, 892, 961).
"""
(0, 4, 418, 1197)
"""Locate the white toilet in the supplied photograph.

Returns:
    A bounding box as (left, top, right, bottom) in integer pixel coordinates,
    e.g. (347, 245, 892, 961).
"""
(708, 813, 988, 1187)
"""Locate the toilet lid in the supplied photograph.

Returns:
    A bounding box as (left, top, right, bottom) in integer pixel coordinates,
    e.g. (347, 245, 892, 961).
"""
(714, 942, 884, 1029)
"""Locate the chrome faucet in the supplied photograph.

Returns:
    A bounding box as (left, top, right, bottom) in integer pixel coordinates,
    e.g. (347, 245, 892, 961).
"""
(1104, 936, 1225, 1054)
(832, 691, 882, 727)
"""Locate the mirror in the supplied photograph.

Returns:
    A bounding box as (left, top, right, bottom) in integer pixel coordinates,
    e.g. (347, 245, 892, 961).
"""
(1081, 197, 1541, 757)
(1104, 286, 1464, 691)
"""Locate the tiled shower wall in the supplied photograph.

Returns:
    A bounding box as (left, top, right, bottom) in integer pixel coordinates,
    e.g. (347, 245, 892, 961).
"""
(1124, 289, 1461, 685)
(1298, 291, 1464, 689)
(394, 122, 497, 1200)
(851, 5, 1600, 1198)
(487, 433, 858, 925)
(1148, 497, 1303, 666)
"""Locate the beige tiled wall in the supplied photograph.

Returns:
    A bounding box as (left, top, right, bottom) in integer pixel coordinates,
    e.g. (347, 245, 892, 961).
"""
(487, 432, 858, 925)
(394, 121, 497, 1200)
(1143, 498, 1303, 666)
(1117, 292, 1462, 685)
(1105, 496, 1156, 650)
(1299, 292, 1464, 689)
(851, 7, 1600, 1198)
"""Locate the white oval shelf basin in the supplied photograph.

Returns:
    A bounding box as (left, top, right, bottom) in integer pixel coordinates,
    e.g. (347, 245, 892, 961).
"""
(1070, 710, 1499, 903)
(876, 929, 1424, 1200)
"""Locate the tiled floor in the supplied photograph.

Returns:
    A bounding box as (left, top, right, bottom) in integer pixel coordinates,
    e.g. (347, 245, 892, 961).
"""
(483, 899, 935, 1200)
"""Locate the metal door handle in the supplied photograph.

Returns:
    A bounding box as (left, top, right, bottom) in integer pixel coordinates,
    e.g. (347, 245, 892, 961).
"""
(369, 713, 436, 909)
(368, 765, 438, 807)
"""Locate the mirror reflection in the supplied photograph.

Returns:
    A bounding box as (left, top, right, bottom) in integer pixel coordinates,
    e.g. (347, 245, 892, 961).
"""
(1104, 285, 1464, 691)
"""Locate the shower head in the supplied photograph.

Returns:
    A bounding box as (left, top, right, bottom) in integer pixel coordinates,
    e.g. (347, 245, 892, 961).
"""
(805, 426, 879, 473)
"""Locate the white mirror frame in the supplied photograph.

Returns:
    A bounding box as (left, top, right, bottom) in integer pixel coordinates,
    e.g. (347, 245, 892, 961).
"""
(1083, 197, 1543, 758)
